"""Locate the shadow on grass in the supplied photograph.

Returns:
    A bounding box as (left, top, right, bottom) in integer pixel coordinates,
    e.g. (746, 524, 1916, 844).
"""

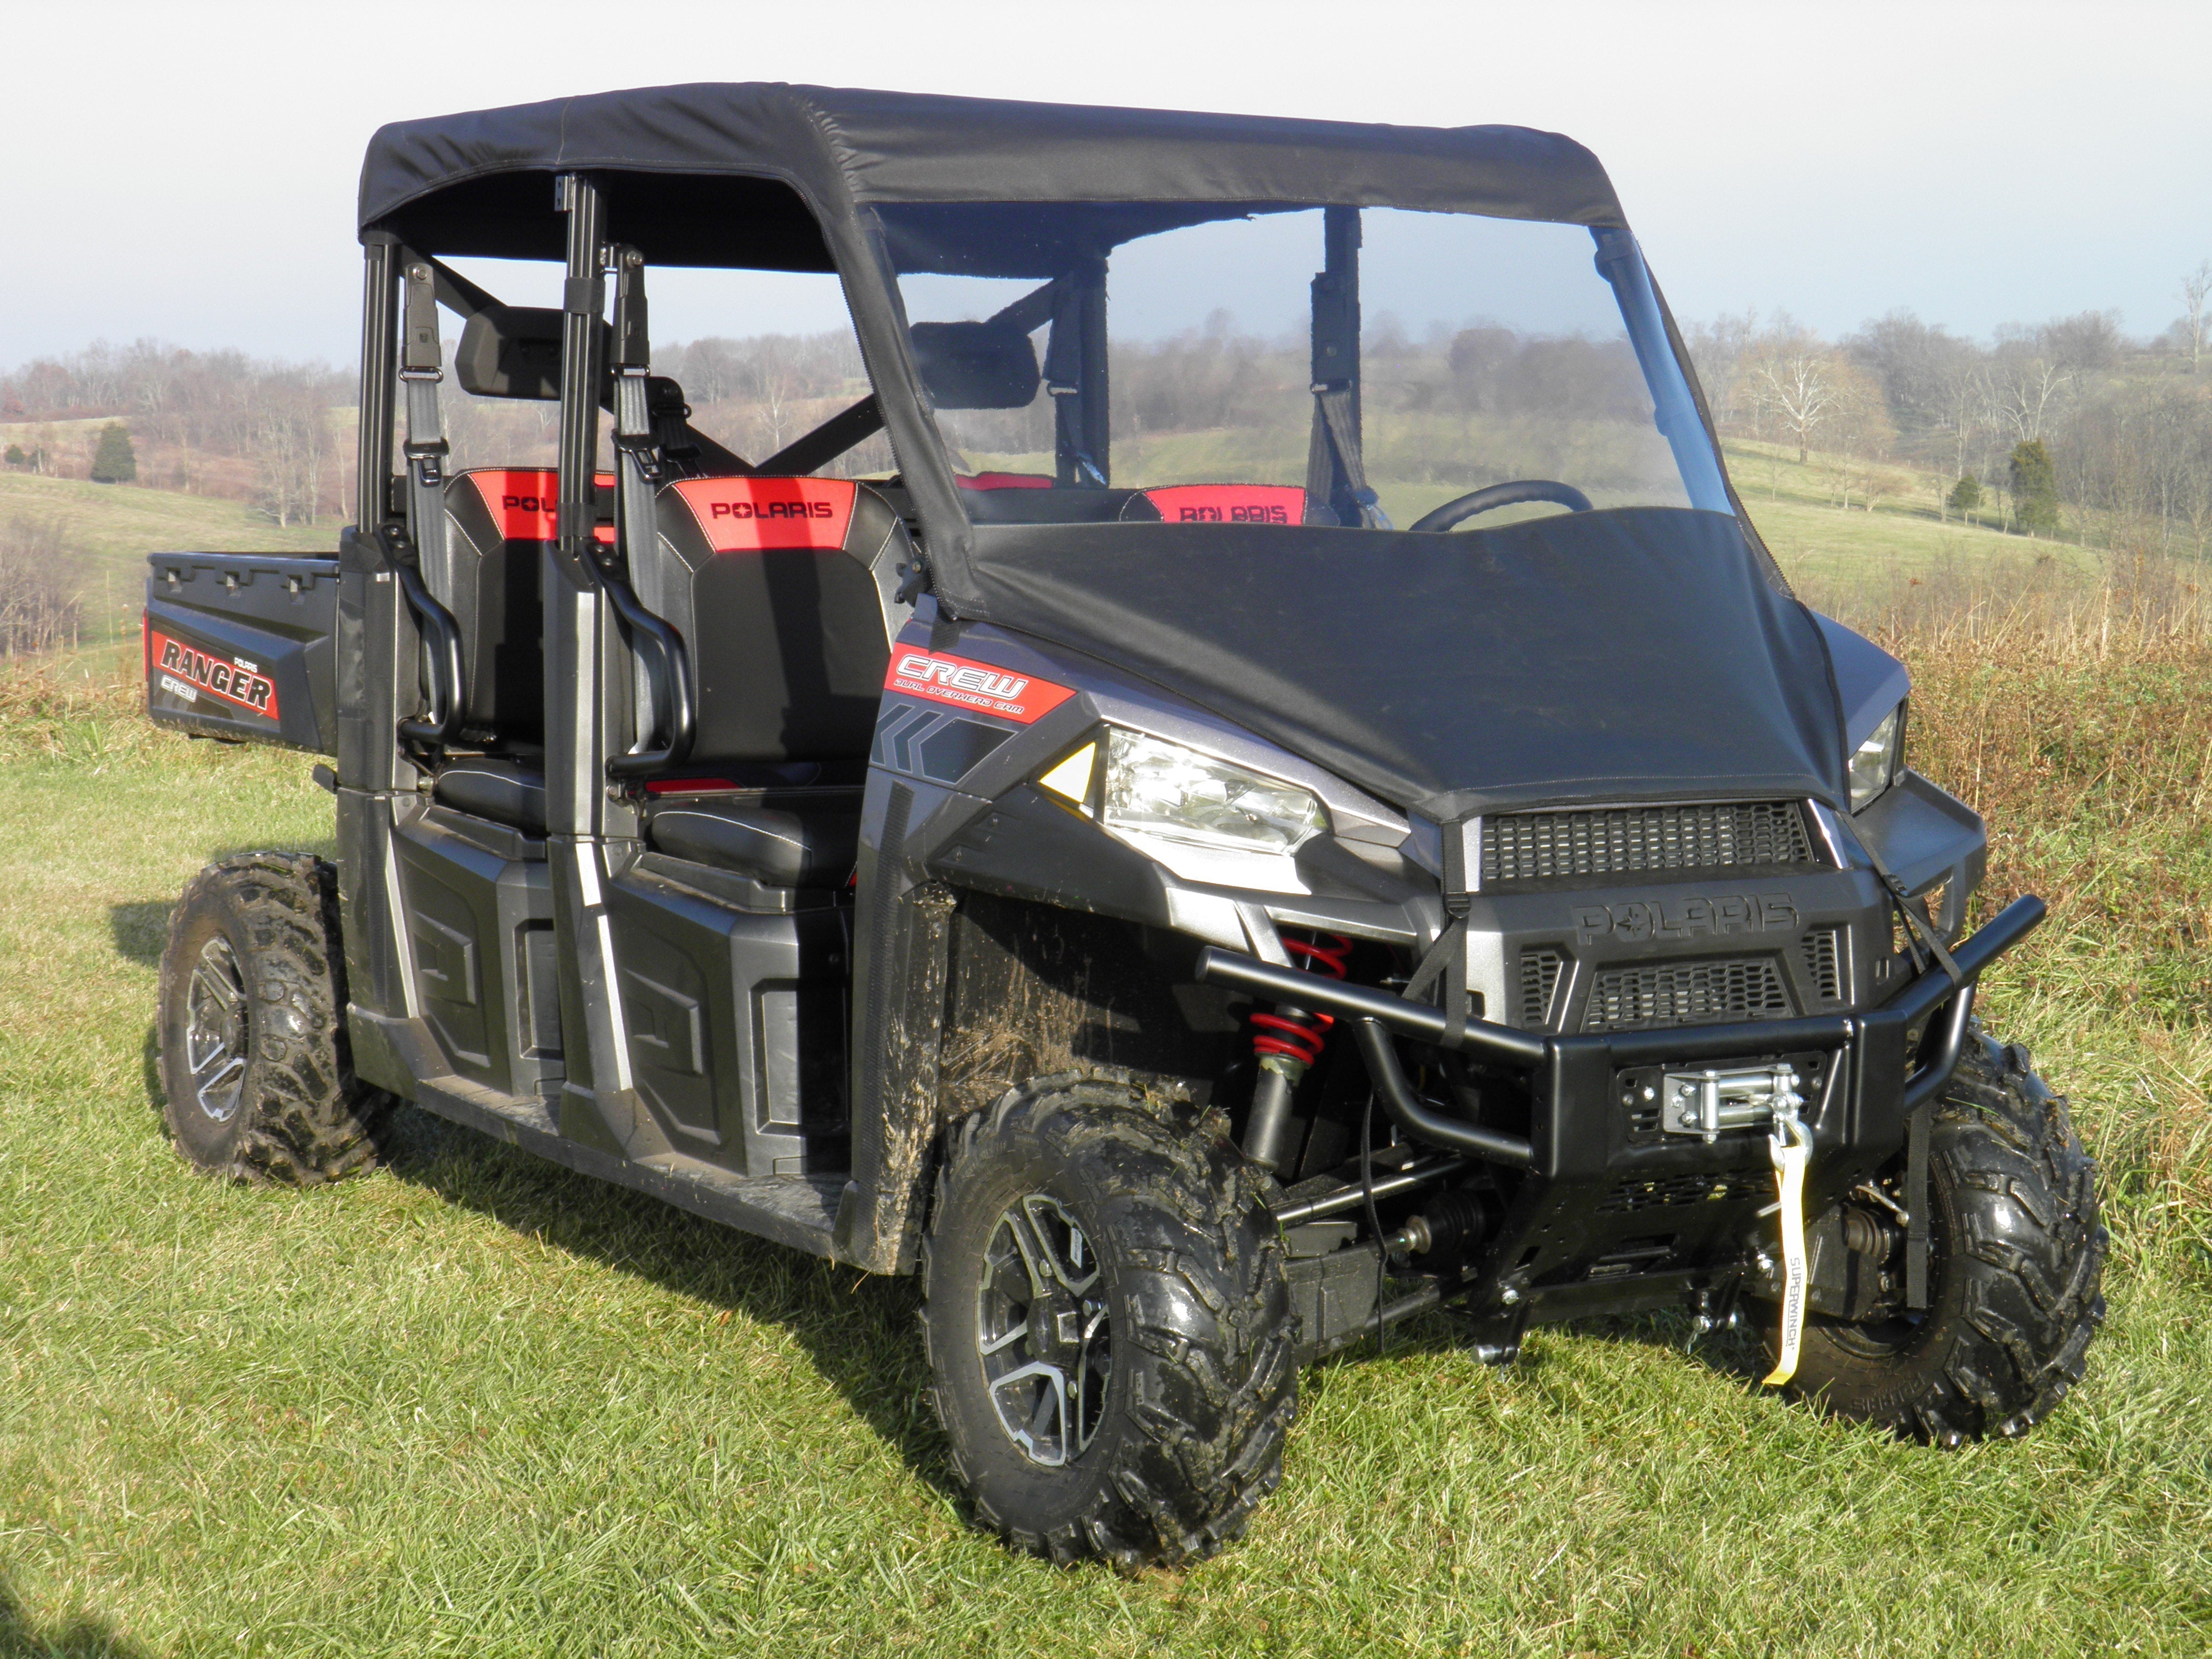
(375, 1103, 961, 1503)
(109, 902, 170, 968)
(106, 842, 341, 970)
(0, 1576, 151, 1658)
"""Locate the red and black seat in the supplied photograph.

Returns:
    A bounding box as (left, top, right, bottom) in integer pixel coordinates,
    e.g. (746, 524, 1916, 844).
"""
(428, 467, 612, 834)
(628, 475, 913, 888)
(1120, 483, 1320, 525)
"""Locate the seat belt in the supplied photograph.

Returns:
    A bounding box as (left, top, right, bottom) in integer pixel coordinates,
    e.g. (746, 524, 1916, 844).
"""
(398, 257, 451, 598)
(387, 254, 467, 751)
(604, 248, 695, 775)
(1305, 385, 1390, 529)
(609, 247, 662, 583)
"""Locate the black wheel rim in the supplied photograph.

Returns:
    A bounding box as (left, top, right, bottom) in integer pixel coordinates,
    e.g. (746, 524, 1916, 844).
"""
(184, 934, 249, 1125)
(975, 1194, 1112, 1468)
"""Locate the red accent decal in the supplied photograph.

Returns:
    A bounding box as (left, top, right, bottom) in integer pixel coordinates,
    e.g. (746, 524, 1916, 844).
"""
(147, 628, 280, 720)
(674, 476, 857, 552)
(955, 471, 1053, 491)
(471, 468, 560, 540)
(466, 469, 619, 541)
(642, 776, 740, 795)
(1143, 483, 1306, 526)
(884, 647, 1073, 725)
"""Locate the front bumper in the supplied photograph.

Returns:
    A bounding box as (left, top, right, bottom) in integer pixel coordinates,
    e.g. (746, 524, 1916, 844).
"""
(1196, 894, 2045, 1319)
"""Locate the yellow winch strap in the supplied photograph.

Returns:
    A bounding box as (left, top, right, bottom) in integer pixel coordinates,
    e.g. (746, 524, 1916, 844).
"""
(1761, 1116, 1813, 1388)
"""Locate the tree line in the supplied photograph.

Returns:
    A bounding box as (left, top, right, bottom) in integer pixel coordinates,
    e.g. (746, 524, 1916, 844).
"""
(1685, 266, 2212, 550)
(1, 339, 353, 527)
(8, 262, 2212, 557)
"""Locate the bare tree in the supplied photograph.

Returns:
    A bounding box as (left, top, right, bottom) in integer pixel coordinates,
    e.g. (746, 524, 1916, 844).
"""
(1988, 353, 2071, 444)
(1752, 350, 1839, 463)
(0, 516, 82, 657)
(2183, 261, 2212, 374)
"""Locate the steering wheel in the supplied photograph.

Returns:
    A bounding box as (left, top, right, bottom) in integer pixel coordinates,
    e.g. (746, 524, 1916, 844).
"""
(1408, 479, 1593, 533)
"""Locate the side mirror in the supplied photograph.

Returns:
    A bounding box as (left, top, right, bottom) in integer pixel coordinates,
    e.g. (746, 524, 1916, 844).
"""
(910, 320, 1039, 410)
(456, 305, 567, 400)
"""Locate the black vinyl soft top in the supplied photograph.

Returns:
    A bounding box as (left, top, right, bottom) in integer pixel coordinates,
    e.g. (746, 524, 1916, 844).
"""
(358, 86, 1848, 816)
(357, 83, 1627, 264)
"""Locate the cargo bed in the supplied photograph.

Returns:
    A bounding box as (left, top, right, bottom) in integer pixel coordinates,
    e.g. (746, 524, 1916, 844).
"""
(144, 551, 340, 754)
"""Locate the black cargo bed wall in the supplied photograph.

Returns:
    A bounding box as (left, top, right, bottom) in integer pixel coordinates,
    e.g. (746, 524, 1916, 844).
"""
(144, 552, 340, 754)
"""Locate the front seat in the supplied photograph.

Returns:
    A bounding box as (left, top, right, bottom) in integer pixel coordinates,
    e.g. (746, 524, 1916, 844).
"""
(627, 474, 916, 889)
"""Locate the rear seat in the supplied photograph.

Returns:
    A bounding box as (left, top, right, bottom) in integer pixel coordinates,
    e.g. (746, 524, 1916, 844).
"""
(427, 467, 612, 835)
(434, 757, 548, 833)
(438, 473, 904, 888)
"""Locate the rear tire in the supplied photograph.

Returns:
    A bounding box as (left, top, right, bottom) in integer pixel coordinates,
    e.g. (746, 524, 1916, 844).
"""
(156, 853, 390, 1184)
(921, 1072, 1298, 1567)
(1787, 1030, 2106, 1443)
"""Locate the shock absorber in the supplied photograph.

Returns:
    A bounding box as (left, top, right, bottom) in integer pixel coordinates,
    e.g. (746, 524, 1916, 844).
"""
(1242, 932, 1353, 1173)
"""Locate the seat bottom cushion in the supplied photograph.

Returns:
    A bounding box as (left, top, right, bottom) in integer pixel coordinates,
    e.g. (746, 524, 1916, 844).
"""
(432, 759, 547, 834)
(648, 791, 860, 888)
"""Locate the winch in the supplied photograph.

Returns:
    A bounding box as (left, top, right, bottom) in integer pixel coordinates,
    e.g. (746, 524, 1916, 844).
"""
(1661, 1062, 1804, 1143)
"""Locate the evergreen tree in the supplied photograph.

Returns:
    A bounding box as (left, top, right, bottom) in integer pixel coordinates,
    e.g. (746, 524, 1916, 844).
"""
(1947, 474, 1981, 516)
(2008, 439, 2059, 534)
(89, 421, 136, 484)
(2, 444, 23, 468)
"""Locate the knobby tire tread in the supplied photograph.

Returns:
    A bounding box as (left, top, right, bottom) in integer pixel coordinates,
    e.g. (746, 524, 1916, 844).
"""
(921, 1072, 1298, 1569)
(1791, 1030, 2106, 1444)
(159, 852, 391, 1185)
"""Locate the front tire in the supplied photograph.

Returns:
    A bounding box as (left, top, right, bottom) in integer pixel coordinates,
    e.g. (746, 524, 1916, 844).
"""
(1788, 1030, 2106, 1443)
(921, 1073, 1298, 1567)
(156, 853, 389, 1184)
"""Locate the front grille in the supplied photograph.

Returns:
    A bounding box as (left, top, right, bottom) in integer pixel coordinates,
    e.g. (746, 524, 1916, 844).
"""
(1799, 925, 1844, 1003)
(1519, 947, 1565, 1029)
(1599, 1171, 1757, 1214)
(1482, 801, 1815, 886)
(1583, 956, 1794, 1033)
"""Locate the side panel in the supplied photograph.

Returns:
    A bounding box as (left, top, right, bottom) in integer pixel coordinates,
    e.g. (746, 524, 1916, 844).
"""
(144, 553, 338, 752)
(605, 864, 851, 1176)
(391, 808, 563, 1103)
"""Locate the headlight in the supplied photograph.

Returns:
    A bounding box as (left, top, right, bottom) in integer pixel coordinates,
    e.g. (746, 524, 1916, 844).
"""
(1101, 728, 1327, 854)
(1848, 703, 1905, 813)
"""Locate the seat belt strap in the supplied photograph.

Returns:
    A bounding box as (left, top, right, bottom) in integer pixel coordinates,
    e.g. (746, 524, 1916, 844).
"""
(1306, 383, 1389, 529)
(610, 248, 660, 572)
(398, 257, 450, 596)
(609, 248, 673, 762)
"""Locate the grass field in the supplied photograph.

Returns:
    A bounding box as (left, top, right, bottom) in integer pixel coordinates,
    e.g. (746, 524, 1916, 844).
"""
(3, 521, 2211, 1653)
(0, 474, 335, 647)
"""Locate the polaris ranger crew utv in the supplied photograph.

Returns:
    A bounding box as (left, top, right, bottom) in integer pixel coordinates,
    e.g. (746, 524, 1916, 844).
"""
(145, 84, 2105, 1566)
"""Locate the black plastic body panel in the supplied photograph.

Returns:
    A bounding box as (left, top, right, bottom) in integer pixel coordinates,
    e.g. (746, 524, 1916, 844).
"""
(145, 552, 339, 753)
(606, 858, 851, 1176)
(391, 805, 563, 1103)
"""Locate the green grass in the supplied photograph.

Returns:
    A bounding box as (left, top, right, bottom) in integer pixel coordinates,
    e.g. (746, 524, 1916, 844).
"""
(3, 621, 2211, 1650)
(0, 474, 334, 645)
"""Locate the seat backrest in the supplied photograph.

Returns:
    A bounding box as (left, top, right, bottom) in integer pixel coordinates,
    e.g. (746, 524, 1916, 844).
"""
(643, 476, 913, 766)
(1124, 483, 1316, 525)
(438, 468, 614, 743)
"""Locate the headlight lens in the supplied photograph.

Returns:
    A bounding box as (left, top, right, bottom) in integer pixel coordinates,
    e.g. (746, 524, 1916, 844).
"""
(1101, 729, 1327, 854)
(1848, 703, 1905, 813)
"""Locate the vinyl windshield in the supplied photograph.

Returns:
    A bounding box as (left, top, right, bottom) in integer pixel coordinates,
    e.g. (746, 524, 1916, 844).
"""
(876, 202, 1731, 531)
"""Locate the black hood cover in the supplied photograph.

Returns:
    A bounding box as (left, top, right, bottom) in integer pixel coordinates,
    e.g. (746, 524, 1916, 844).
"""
(967, 507, 1846, 821)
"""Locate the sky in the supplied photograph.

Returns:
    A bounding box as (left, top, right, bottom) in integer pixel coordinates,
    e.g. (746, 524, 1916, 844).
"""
(6, 0, 2210, 369)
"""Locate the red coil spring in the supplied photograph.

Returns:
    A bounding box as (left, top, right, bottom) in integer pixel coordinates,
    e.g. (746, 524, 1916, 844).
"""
(1249, 932, 1354, 1069)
